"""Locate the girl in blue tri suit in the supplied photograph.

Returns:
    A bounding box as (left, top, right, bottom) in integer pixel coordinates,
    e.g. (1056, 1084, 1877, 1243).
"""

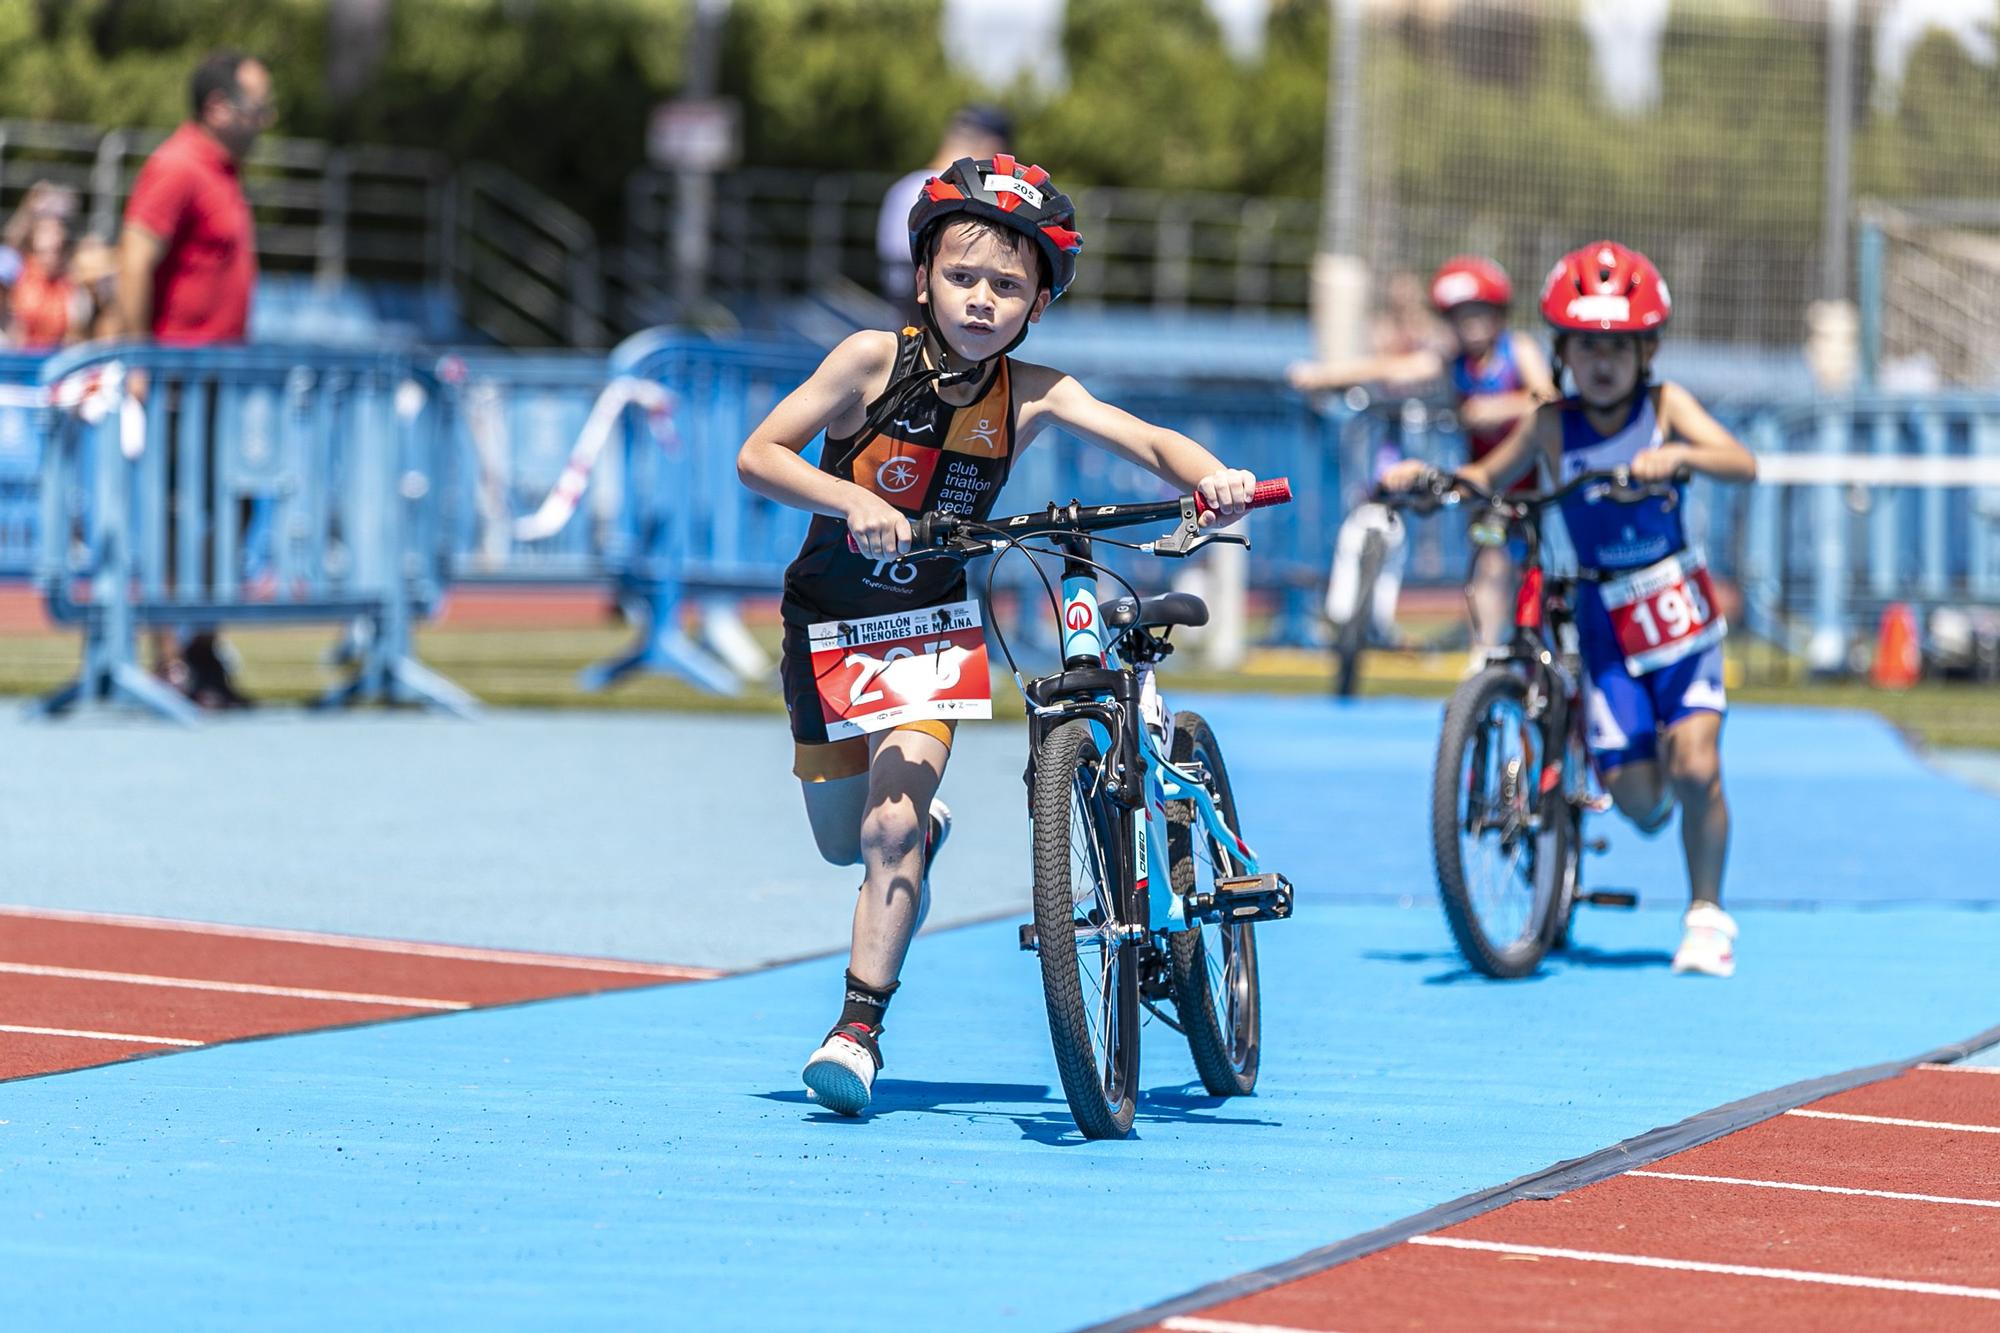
(1385, 241, 1757, 977)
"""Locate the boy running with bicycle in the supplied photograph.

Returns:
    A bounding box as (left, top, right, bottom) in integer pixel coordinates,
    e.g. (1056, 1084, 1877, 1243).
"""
(1382, 242, 1757, 976)
(736, 158, 1259, 1114)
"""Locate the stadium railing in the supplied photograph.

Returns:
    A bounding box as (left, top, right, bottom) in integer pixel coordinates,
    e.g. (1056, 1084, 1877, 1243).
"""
(21, 334, 1996, 706)
(0, 351, 48, 577)
(32, 342, 473, 722)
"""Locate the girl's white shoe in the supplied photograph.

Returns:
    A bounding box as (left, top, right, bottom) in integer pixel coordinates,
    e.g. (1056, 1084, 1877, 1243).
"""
(1672, 903, 1737, 978)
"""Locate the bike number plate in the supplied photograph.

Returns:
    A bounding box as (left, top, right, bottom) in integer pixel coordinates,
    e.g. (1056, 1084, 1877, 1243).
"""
(807, 599, 992, 740)
(1597, 552, 1726, 677)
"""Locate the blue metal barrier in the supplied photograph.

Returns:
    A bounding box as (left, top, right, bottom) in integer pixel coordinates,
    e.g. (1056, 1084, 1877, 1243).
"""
(1723, 394, 2000, 666)
(433, 349, 622, 580)
(34, 343, 473, 722)
(23, 332, 1991, 706)
(0, 351, 48, 576)
(583, 331, 820, 692)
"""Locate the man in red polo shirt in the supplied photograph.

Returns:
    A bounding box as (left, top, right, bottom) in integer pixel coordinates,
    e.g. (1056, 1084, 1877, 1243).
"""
(116, 50, 272, 705)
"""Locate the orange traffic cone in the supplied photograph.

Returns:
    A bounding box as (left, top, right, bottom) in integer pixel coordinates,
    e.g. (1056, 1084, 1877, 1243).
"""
(1870, 602, 1921, 689)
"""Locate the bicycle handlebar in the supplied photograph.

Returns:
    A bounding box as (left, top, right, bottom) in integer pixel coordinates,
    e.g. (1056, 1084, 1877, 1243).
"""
(1374, 466, 1688, 515)
(884, 477, 1293, 556)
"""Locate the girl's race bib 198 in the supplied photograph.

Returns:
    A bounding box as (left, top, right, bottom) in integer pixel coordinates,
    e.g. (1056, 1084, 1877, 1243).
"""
(1596, 551, 1727, 677)
(807, 599, 992, 740)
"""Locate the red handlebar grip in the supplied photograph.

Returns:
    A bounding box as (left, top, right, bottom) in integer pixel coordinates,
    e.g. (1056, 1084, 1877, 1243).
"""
(1194, 476, 1293, 518)
(1250, 477, 1293, 508)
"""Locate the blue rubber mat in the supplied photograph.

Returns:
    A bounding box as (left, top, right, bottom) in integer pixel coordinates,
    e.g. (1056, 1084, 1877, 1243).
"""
(4, 900, 1997, 1332)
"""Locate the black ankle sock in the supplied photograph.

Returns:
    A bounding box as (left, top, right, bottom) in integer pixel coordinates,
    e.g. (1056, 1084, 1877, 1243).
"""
(839, 970, 898, 1031)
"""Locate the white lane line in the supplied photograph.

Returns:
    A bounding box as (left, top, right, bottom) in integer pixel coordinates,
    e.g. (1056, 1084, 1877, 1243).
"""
(1629, 1170, 2000, 1209)
(0, 905, 720, 979)
(0, 1022, 203, 1048)
(1408, 1236, 2000, 1300)
(1164, 1318, 1346, 1333)
(0, 961, 469, 1010)
(1919, 1062, 2000, 1076)
(1786, 1109, 2000, 1134)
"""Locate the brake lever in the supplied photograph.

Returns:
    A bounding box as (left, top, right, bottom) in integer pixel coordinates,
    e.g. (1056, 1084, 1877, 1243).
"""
(1145, 495, 1206, 556)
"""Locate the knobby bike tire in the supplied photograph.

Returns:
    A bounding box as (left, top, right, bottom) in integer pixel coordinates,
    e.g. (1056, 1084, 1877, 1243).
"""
(1164, 710, 1262, 1097)
(1030, 719, 1139, 1139)
(1430, 666, 1560, 979)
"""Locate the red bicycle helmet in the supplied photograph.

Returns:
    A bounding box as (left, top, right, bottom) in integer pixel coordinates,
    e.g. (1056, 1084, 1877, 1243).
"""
(907, 155, 1083, 301)
(1430, 255, 1511, 312)
(1539, 240, 1671, 333)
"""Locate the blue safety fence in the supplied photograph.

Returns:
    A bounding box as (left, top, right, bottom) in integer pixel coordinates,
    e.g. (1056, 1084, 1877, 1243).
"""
(0, 350, 49, 576)
(33, 342, 473, 722)
(23, 331, 1999, 707)
(431, 349, 623, 581)
(1728, 394, 2000, 662)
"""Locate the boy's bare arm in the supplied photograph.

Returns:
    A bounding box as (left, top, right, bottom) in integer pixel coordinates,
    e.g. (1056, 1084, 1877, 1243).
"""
(1642, 382, 1758, 483)
(1016, 366, 1255, 516)
(736, 331, 925, 559)
(735, 332, 897, 518)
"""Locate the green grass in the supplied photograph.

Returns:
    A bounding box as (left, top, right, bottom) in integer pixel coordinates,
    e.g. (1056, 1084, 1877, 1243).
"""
(7, 621, 2000, 751)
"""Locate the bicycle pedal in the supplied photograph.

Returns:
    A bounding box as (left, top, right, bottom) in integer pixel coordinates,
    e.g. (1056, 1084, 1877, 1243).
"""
(1018, 923, 1039, 952)
(1581, 889, 1638, 909)
(1200, 872, 1294, 922)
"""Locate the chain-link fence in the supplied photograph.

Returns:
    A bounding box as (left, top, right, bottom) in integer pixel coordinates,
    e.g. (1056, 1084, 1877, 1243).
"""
(1350, 0, 1996, 353)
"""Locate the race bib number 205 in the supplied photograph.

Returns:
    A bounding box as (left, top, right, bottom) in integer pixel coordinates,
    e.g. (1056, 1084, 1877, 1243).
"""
(808, 599, 992, 740)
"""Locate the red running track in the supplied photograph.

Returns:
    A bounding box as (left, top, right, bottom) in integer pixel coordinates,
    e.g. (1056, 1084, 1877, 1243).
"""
(1135, 1062, 2000, 1333)
(0, 904, 717, 1081)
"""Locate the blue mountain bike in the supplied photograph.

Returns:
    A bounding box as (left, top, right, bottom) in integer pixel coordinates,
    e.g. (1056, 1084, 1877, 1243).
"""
(906, 480, 1295, 1138)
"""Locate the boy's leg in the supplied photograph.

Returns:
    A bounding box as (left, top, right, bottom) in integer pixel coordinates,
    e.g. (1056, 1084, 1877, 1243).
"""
(848, 724, 952, 988)
(799, 772, 868, 866)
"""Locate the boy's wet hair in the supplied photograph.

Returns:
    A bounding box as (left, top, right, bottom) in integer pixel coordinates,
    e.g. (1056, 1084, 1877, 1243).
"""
(921, 216, 1051, 294)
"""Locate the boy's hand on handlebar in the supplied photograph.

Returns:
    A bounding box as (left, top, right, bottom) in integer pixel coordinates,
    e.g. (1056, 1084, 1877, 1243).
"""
(844, 490, 913, 560)
(1195, 468, 1259, 526)
(1628, 444, 1689, 484)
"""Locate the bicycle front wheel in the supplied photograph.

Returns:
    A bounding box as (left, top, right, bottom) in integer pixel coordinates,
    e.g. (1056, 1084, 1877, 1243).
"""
(1031, 719, 1139, 1139)
(1165, 711, 1261, 1096)
(1430, 666, 1562, 978)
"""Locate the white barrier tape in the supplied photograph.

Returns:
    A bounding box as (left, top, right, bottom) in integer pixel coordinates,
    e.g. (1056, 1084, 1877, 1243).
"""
(1754, 453, 2000, 486)
(512, 376, 674, 543)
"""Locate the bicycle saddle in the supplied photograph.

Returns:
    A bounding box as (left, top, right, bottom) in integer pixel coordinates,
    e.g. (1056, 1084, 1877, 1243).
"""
(1099, 592, 1209, 630)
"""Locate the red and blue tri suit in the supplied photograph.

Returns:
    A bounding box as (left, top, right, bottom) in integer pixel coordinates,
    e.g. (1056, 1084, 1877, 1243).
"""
(1555, 390, 1727, 771)
(1450, 335, 1535, 497)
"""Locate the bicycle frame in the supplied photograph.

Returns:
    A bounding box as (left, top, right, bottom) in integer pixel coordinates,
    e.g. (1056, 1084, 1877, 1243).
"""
(1027, 540, 1267, 937)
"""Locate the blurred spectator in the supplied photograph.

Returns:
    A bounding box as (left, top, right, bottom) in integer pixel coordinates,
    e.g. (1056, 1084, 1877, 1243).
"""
(69, 236, 121, 340)
(1367, 270, 1455, 381)
(115, 49, 274, 708)
(2, 185, 102, 349)
(875, 105, 1013, 319)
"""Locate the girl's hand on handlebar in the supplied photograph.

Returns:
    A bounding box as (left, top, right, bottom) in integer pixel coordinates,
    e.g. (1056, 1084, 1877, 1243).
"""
(1628, 444, 1689, 484)
(844, 490, 913, 560)
(1195, 468, 1259, 526)
(1377, 459, 1435, 493)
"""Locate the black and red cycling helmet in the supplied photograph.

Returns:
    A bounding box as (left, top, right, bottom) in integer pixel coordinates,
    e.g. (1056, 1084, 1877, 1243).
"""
(907, 155, 1083, 301)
